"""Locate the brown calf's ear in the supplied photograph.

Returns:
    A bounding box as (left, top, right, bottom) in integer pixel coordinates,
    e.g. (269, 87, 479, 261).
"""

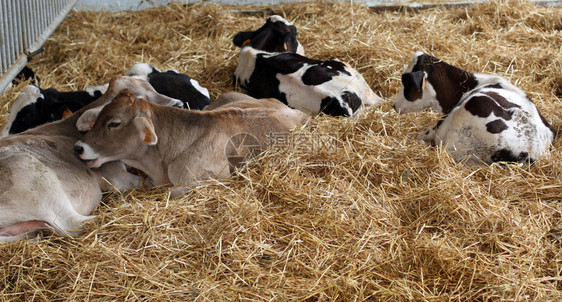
(144, 129, 153, 144)
(76, 106, 104, 131)
(134, 116, 158, 146)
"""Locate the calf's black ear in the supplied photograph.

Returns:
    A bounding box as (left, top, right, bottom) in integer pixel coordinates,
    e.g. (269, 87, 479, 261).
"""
(283, 33, 299, 53)
(401, 71, 426, 91)
(233, 31, 255, 47)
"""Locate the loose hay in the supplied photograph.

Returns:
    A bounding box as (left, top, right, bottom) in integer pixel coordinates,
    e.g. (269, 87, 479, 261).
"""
(1, 0, 562, 300)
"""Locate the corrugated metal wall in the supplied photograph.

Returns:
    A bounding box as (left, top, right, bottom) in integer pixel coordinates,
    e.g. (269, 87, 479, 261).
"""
(0, 0, 77, 93)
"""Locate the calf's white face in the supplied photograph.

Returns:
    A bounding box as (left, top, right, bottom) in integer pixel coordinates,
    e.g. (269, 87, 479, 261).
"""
(394, 52, 443, 114)
(394, 70, 442, 114)
(74, 90, 157, 168)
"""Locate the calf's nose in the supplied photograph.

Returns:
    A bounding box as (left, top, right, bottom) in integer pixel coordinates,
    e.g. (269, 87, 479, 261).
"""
(73, 144, 84, 155)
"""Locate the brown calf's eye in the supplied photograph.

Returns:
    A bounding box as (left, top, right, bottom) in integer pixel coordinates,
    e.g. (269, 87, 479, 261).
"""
(107, 121, 121, 128)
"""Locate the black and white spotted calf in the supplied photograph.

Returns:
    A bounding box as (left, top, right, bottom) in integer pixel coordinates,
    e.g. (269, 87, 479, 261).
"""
(233, 15, 383, 117)
(0, 84, 108, 138)
(125, 63, 211, 110)
(394, 52, 555, 165)
(0, 64, 210, 138)
(233, 15, 305, 55)
(11, 66, 40, 87)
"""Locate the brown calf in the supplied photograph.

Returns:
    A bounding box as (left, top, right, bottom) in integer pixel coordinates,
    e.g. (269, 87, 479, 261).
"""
(74, 91, 309, 198)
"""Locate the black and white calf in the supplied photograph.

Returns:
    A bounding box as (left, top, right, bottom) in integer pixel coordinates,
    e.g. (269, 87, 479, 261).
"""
(125, 63, 211, 110)
(394, 52, 555, 165)
(0, 64, 210, 138)
(233, 15, 305, 55)
(11, 66, 40, 87)
(233, 15, 383, 117)
(0, 84, 108, 138)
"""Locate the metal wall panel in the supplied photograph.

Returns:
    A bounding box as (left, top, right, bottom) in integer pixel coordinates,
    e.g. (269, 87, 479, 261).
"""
(0, 0, 77, 93)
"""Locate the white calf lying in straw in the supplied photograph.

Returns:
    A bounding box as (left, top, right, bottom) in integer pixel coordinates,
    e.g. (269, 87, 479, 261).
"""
(0, 76, 183, 242)
(74, 91, 309, 198)
(394, 52, 555, 165)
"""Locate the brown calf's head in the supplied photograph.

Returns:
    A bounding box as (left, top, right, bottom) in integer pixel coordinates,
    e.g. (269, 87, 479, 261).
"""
(73, 89, 157, 168)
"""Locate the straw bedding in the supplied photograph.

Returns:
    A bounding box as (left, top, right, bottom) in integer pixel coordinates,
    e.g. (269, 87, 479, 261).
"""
(0, 0, 561, 300)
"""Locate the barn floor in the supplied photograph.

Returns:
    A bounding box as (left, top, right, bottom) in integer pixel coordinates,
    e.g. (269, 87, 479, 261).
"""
(1, 1, 561, 300)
